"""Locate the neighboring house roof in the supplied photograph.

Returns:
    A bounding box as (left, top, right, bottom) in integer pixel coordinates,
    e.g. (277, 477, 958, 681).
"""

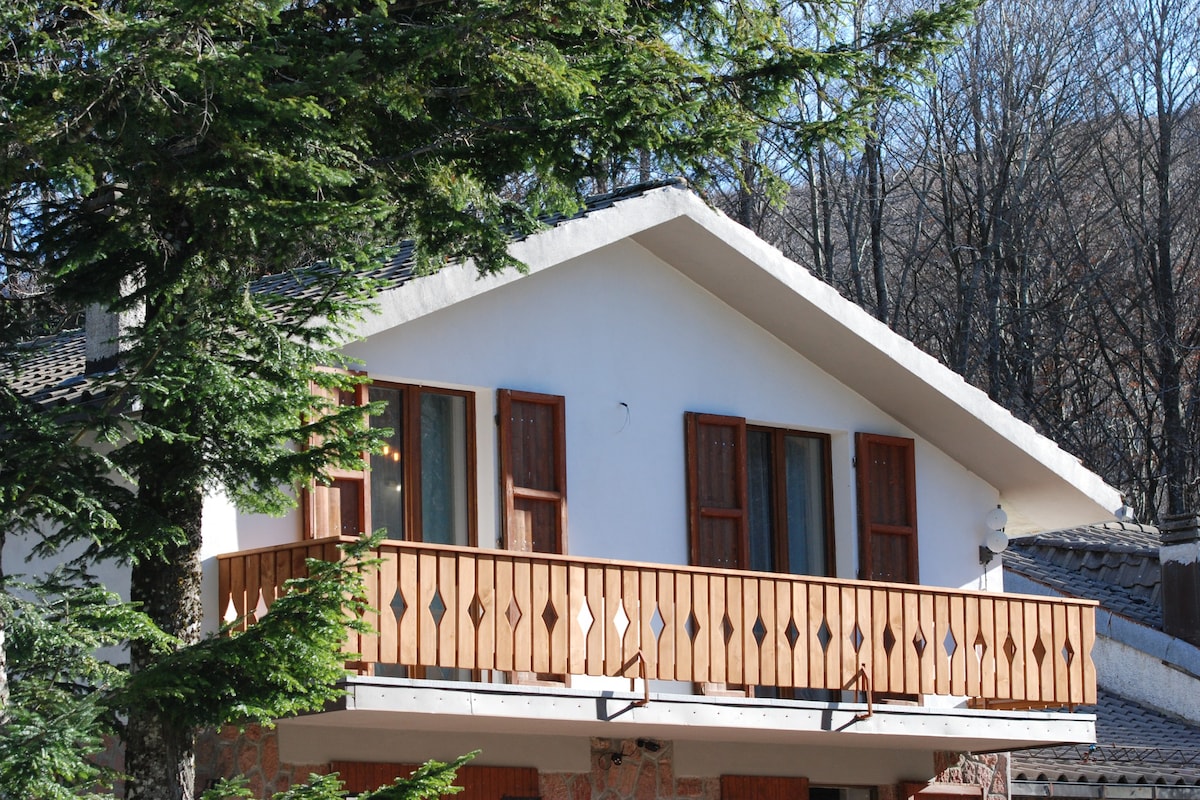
(4, 329, 93, 407)
(1012, 689, 1200, 789)
(1, 181, 676, 407)
(2, 181, 1122, 532)
(1006, 524, 1200, 795)
(1005, 522, 1162, 629)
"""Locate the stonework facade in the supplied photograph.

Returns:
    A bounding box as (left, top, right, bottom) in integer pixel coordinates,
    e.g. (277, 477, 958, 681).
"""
(194, 728, 1007, 800)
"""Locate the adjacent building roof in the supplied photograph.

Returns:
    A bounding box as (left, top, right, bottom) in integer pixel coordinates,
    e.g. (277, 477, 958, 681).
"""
(1005, 522, 1162, 629)
(1012, 690, 1200, 790)
(1006, 524, 1200, 796)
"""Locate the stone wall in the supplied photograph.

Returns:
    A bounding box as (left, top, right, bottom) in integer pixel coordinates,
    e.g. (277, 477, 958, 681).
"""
(195, 726, 327, 798)
(195, 730, 1005, 800)
(538, 738, 718, 800)
(932, 751, 1009, 800)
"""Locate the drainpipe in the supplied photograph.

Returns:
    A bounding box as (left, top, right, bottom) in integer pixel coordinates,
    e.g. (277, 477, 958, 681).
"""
(1160, 513, 1200, 648)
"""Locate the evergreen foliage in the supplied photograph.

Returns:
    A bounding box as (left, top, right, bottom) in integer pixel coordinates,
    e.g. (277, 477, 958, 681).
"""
(0, 1, 975, 798)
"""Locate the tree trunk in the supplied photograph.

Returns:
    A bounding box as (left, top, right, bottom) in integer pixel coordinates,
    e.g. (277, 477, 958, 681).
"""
(0, 527, 8, 723)
(125, 480, 204, 800)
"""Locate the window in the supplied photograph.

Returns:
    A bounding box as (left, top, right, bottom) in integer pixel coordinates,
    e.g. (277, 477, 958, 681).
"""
(304, 378, 476, 546)
(855, 432, 917, 583)
(686, 412, 833, 577)
(498, 389, 567, 554)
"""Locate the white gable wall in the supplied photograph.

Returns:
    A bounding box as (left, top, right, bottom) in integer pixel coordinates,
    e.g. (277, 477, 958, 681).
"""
(318, 238, 1000, 592)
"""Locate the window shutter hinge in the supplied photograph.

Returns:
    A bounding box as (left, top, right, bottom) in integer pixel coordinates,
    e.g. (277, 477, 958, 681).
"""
(852, 457, 857, 468)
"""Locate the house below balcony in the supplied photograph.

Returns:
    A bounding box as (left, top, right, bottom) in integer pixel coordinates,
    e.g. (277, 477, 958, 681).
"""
(201, 181, 1123, 800)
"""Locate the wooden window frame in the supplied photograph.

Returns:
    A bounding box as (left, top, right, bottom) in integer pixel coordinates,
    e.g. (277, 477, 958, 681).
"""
(498, 388, 568, 554)
(855, 432, 918, 584)
(747, 424, 836, 577)
(686, 412, 835, 576)
(304, 376, 478, 546)
(370, 379, 478, 546)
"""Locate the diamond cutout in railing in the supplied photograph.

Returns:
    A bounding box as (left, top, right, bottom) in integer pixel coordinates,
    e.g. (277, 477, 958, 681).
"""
(613, 601, 630, 640)
(684, 610, 700, 642)
(542, 599, 559, 633)
(943, 628, 958, 658)
(468, 593, 484, 625)
(253, 590, 270, 623)
(882, 625, 897, 655)
(1061, 639, 1075, 666)
(721, 612, 735, 645)
(753, 616, 768, 647)
(912, 626, 928, 657)
(817, 619, 832, 652)
(576, 599, 595, 636)
(1032, 636, 1048, 665)
(223, 597, 239, 625)
(974, 630, 988, 661)
(850, 622, 865, 652)
(1003, 633, 1018, 662)
(390, 587, 407, 622)
(785, 618, 801, 649)
(650, 605, 666, 639)
(506, 597, 523, 630)
(429, 588, 447, 627)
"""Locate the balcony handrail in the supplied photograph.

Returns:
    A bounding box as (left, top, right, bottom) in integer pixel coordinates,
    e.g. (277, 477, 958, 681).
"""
(217, 536, 1097, 709)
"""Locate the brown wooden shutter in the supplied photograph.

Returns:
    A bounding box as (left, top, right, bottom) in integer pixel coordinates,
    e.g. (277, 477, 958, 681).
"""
(686, 413, 749, 569)
(499, 389, 567, 554)
(721, 775, 809, 800)
(303, 376, 371, 539)
(856, 432, 918, 583)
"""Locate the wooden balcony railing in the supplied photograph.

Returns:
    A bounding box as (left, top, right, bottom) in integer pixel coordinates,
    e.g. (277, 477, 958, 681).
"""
(217, 537, 1097, 708)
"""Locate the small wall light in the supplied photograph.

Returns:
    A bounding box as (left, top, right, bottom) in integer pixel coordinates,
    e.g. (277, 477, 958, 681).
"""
(636, 738, 662, 753)
(980, 504, 1009, 565)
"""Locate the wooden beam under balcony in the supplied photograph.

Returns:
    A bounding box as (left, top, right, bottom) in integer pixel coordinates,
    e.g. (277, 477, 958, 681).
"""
(217, 537, 1097, 709)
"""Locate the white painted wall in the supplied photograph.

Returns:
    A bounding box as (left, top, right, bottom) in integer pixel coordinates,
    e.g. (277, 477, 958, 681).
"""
(232, 238, 999, 593)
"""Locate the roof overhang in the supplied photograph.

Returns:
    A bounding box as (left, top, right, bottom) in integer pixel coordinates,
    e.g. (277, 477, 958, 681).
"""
(354, 185, 1121, 535)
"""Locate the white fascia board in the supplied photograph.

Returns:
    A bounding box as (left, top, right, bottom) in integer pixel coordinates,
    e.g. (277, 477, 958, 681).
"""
(280, 676, 1094, 756)
(353, 186, 696, 339)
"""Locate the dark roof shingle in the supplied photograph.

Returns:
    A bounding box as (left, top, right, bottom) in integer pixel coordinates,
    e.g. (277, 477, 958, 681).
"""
(1012, 690, 1200, 786)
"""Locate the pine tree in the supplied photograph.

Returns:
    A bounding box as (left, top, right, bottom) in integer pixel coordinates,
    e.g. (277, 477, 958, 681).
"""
(0, 2, 976, 798)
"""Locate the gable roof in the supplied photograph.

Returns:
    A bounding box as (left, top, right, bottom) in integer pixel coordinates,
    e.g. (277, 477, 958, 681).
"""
(354, 182, 1121, 533)
(4, 182, 1121, 533)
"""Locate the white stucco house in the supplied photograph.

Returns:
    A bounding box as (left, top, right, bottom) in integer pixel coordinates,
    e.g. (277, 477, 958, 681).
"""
(13, 180, 1126, 800)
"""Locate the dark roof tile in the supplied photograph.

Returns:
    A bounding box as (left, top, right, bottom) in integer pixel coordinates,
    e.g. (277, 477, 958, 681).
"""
(1012, 690, 1200, 786)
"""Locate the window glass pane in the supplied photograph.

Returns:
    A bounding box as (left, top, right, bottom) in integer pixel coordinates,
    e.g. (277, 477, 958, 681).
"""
(420, 392, 469, 546)
(746, 429, 776, 572)
(369, 385, 405, 540)
(784, 434, 829, 576)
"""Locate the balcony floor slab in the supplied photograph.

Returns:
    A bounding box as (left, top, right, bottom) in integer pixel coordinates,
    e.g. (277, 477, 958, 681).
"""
(276, 676, 1095, 773)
